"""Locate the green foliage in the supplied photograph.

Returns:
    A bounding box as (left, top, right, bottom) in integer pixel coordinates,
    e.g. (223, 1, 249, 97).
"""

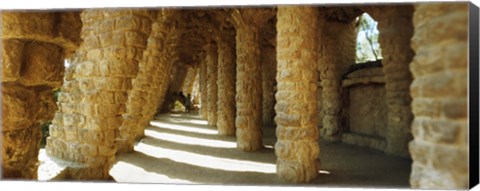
(40, 121, 51, 147)
(53, 88, 61, 102)
(173, 100, 185, 112)
(355, 13, 382, 63)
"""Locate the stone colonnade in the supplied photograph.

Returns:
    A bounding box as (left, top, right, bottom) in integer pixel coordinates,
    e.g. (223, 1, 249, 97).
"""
(0, 5, 470, 188)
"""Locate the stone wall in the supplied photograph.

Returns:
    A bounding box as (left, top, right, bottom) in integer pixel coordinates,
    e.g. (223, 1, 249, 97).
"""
(408, 3, 468, 189)
(341, 67, 388, 151)
(1, 11, 81, 179)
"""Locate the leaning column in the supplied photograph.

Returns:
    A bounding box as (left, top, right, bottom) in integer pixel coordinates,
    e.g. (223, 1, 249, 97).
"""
(46, 9, 153, 179)
(275, 6, 321, 183)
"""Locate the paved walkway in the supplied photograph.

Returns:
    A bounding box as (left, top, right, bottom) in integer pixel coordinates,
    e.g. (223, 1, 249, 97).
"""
(109, 112, 412, 188)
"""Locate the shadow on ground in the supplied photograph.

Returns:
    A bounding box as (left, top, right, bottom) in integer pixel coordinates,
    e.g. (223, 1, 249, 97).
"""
(110, 112, 412, 188)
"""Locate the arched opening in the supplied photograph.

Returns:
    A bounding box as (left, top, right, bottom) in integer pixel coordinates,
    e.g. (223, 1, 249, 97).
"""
(355, 13, 382, 64)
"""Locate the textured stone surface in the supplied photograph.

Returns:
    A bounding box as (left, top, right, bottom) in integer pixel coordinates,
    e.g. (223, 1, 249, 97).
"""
(199, 53, 208, 119)
(206, 42, 219, 126)
(342, 133, 386, 151)
(1, 11, 77, 179)
(343, 67, 388, 147)
(408, 3, 468, 189)
(261, 46, 277, 126)
(181, 66, 198, 95)
(45, 9, 153, 179)
(261, 18, 277, 126)
(191, 71, 201, 105)
(1, 11, 82, 57)
(367, 5, 415, 157)
(346, 83, 387, 138)
(318, 15, 356, 142)
(275, 6, 320, 183)
(118, 11, 181, 153)
(215, 28, 237, 136)
(231, 8, 274, 151)
(1, 86, 42, 179)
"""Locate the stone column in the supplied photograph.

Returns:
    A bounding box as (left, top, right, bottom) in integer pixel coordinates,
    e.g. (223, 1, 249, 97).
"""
(1, 11, 80, 179)
(171, 64, 189, 93)
(142, 14, 180, 127)
(215, 28, 237, 136)
(46, 9, 153, 179)
(160, 62, 188, 112)
(199, 54, 208, 119)
(368, 5, 415, 157)
(117, 11, 184, 152)
(275, 6, 320, 183)
(155, 52, 180, 113)
(318, 18, 357, 142)
(206, 42, 219, 126)
(181, 66, 198, 95)
(191, 71, 201, 105)
(261, 45, 277, 125)
(408, 3, 468, 189)
(117, 13, 159, 153)
(231, 8, 273, 151)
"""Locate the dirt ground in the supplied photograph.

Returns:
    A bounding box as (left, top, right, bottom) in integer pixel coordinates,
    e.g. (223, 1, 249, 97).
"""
(109, 112, 412, 188)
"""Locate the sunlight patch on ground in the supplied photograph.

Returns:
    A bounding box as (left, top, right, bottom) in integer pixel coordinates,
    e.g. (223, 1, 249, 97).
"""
(167, 113, 203, 119)
(182, 118, 209, 125)
(319, 170, 331, 174)
(150, 121, 217, 135)
(37, 149, 67, 181)
(110, 161, 198, 184)
(144, 128, 236, 148)
(135, 143, 276, 174)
